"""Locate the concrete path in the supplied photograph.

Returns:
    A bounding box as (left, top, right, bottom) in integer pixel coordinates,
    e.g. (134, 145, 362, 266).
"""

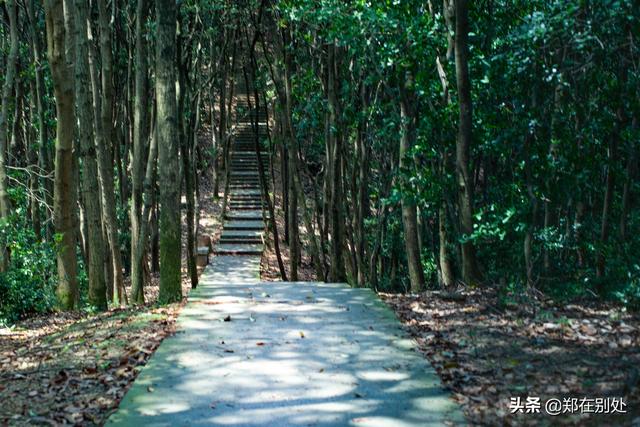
(108, 256, 463, 426)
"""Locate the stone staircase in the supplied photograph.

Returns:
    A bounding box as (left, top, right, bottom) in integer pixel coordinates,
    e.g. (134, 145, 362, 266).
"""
(213, 89, 269, 257)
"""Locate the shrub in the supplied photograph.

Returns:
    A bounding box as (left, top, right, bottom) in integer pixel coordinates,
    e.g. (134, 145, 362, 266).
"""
(0, 215, 57, 325)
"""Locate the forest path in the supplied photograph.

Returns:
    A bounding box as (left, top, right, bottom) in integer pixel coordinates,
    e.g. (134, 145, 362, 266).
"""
(108, 87, 462, 425)
(107, 257, 463, 426)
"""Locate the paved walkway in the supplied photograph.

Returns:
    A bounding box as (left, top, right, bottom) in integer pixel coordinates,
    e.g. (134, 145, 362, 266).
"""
(108, 256, 463, 426)
(108, 86, 463, 426)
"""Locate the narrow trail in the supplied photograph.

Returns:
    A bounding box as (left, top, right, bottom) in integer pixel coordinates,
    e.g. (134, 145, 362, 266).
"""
(107, 82, 462, 426)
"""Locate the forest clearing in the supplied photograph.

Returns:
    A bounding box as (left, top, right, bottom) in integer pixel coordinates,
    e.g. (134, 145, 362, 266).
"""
(0, 0, 638, 425)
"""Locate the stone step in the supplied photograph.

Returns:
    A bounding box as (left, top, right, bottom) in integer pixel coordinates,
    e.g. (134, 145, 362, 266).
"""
(225, 211, 268, 221)
(230, 198, 263, 203)
(231, 154, 266, 159)
(223, 220, 264, 230)
(230, 202, 262, 207)
(230, 194, 262, 200)
(230, 189, 261, 196)
(231, 159, 263, 163)
(213, 243, 263, 255)
(221, 229, 263, 238)
(230, 201, 262, 206)
(229, 206, 263, 211)
(229, 186, 260, 191)
(219, 238, 263, 245)
(231, 165, 263, 169)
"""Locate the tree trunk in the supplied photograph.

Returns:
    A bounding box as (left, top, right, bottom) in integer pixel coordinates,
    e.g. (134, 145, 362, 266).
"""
(454, 0, 482, 285)
(327, 43, 346, 283)
(92, 0, 127, 305)
(156, 0, 182, 303)
(620, 116, 637, 241)
(45, 0, 79, 309)
(27, 85, 42, 240)
(438, 204, 455, 287)
(0, 0, 19, 221)
(132, 119, 158, 304)
(74, 0, 107, 309)
(27, 0, 53, 240)
(399, 74, 425, 293)
(596, 107, 622, 278)
(281, 33, 299, 281)
(130, 0, 150, 303)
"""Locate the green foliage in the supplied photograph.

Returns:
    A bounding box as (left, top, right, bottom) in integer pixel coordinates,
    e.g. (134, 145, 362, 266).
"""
(0, 214, 57, 325)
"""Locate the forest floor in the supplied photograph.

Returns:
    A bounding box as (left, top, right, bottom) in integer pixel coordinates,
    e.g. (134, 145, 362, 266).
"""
(0, 137, 224, 426)
(382, 291, 640, 425)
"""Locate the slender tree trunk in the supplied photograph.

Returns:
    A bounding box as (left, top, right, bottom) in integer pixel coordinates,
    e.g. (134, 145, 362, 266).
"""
(133, 120, 158, 305)
(130, 0, 150, 303)
(92, 0, 127, 305)
(74, 0, 107, 309)
(180, 88, 198, 289)
(327, 43, 346, 282)
(27, 85, 42, 240)
(27, 0, 53, 240)
(438, 204, 455, 287)
(281, 33, 299, 281)
(156, 0, 182, 303)
(399, 74, 425, 293)
(45, 0, 79, 309)
(0, 0, 19, 221)
(596, 106, 622, 278)
(454, 0, 482, 285)
(620, 116, 637, 241)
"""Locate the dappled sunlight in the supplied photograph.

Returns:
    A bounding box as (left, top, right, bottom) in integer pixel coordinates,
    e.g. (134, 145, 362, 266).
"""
(107, 262, 462, 426)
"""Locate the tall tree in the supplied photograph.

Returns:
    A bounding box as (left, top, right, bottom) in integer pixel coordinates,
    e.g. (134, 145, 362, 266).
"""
(45, 0, 79, 309)
(95, 0, 127, 305)
(399, 72, 426, 293)
(73, 0, 107, 309)
(130, 0, 150, 303)
(156, 0, 182, 303)
(0, 0, 19, 220)
(454, 0, 482, 285)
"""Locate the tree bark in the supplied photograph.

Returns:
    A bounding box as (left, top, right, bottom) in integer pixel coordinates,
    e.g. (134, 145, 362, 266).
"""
(74, 0, 107, 309)
(0, 0, 19, 221)
(45, 0, 79, 309)
(327, 43, 346, 283)
(596, 106, 622, 278)
(92, 0, 126, 305)
(156, 0, 182, 303)
(130, 0, 150, 303)
(454, 0, 482, 285)
(399, 74, 426, 293)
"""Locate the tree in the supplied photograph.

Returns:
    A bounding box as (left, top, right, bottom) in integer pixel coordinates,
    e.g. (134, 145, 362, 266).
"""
(44, 0, 79, 309)
(454, 0, 482, 285)
(0, 0, 19, 272)
(399, 72, 426, 293)
(73, 0, 107, 309)
(131, 0, 150, 304)
(156, 0, 182, 304)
